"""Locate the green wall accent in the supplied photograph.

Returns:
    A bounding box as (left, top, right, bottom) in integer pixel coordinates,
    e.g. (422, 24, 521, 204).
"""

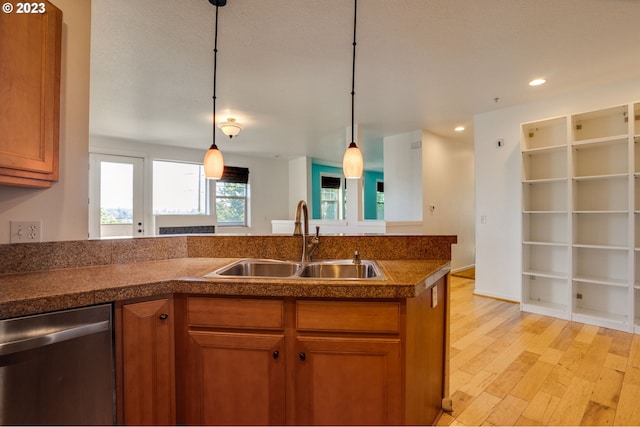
(311, 162, 383, 220)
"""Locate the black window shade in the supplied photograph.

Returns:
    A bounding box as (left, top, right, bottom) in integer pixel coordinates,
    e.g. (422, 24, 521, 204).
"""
(219, 166, 249, 184)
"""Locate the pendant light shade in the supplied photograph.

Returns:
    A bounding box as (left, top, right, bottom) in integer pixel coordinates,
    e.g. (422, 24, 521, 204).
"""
(204, 0, 226, 179)
(204, 143, 224, 179)
(342, 0, 363, 179)
(343, 141, 363, 179)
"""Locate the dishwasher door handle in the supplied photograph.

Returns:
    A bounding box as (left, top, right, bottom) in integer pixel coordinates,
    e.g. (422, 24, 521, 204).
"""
(0, 320, 110, 356)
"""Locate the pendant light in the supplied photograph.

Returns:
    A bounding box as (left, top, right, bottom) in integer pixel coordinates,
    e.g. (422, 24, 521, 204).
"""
(203, 0, 227, 180)
(342, 0, 364, 179)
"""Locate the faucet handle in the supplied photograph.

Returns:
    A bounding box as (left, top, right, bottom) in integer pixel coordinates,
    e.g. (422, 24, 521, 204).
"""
(353, 249, 361, 265)
(315, 226, 320, 238)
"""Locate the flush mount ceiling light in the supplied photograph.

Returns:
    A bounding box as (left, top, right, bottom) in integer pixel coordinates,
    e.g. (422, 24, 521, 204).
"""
(218, 117, 242, 138)
(203, 0, 228, 180)
(342, 0, 364, 179)
(529, 78, 546, 86)
(454, 126, 465, 132)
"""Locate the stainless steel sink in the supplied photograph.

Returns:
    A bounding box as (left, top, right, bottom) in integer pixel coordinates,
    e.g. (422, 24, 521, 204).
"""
(207, 259, 302, 278)
(298, 260, 383, 279)
(206, 258, 385, 280)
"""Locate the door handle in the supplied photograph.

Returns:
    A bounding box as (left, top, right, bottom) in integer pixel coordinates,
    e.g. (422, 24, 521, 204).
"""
(0, 320, 110, 357)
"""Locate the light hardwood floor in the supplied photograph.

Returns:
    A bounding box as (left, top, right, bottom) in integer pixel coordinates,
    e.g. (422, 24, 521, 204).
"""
(437, 276, 640, 426)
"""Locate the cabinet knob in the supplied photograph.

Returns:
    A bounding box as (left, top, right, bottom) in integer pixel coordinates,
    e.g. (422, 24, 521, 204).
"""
(159, 313, 168, 320)
(299, 352, 306, 361)
(273, 351, 279, 360)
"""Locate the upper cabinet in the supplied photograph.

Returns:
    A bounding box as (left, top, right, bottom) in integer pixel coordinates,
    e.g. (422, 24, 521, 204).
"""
(0, 1, 62, 188)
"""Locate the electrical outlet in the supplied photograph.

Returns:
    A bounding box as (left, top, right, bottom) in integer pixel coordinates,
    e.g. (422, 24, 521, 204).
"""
(10, 221, 42, 243)
(431, 286, 438, 308)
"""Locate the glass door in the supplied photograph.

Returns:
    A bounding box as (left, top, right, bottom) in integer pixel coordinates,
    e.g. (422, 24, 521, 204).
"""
(89, 154, 144, 239)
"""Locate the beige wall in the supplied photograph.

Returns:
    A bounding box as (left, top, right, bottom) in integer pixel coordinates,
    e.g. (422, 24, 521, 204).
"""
(0, 0, 92, 243)
(474, 77, 640, 302)
(421, 131, 475, 271)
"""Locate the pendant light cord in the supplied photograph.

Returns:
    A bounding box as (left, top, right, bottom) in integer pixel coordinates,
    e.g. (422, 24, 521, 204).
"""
(350, 0, 357, 146)
(211, 4, 219, 149)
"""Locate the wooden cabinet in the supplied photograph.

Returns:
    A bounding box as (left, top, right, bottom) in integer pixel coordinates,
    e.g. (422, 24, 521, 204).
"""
(0, 0, 62, 188)
(521, 103, 640, 333)
(116, 297, 175, 425)
(175, 274, 449, 425)
(293, 299, 403, 425)
(178, 297, 286, 425)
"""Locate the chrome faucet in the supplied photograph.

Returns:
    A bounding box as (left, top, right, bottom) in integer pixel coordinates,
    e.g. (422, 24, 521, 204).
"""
(293, 200, 320, 262)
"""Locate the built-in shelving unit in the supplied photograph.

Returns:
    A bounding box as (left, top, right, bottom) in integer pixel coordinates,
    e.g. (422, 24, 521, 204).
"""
(635, 102, 640, 333)
(521, 117, 570, 317)
(522, 103, 639, 333)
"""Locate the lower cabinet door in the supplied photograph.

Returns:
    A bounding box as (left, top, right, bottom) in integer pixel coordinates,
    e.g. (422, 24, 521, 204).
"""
(184, 331, 286, 425)
(294, 336, 402, 425)
(121, 298, 175, 425)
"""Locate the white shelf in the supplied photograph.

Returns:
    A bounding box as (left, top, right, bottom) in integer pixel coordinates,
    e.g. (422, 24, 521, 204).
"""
(523, 241, 567, 247)
(522, 116, 568, 150)
(573, 105, 629, 142)
(575, 210, 629, 214)
(522, 104, 637, 333)
(523, 177, 568, 184)
(523, 181, 568, 212)
(572, 134, 629, 147)
(523, 147, 567, 181)
(573, 244, 629, 251)
(572, 173, 629, 182)
(523, 269, 567, 280)
(522, 144, 567, 154)
(573, 308, 628, 323)
(522, 300, 567, 316)
(572, 309, 629, 332)
(573, 275, 628, 288)
(574, 178, 628, 211)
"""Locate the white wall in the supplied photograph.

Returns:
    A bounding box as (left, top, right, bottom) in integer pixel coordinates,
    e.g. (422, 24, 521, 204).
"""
(421, 131, 475, 271)
(0, 0, 91, 244)
(474, 77, 640, 302)
(383, 130, 423, 221)
(90, 136, 290, 235)
(288, 157, 311, 218)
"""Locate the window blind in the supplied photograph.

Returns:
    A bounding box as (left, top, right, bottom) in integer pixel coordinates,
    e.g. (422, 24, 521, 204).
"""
(321, 176, 341, 189)
(219, 166, 249, 184)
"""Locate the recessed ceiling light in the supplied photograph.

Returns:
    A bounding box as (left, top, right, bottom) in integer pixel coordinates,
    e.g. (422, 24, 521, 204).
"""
(529, 78, 546, 86)
(454, 126, 465, 132)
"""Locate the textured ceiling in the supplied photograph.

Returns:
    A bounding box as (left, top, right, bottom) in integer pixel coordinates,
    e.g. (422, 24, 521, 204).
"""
(89, 0, 640, 170)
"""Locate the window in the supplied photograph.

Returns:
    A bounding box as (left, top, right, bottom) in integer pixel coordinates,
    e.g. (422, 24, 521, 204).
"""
(320, 175, 344, 220)
(153, 161, 208, 215)
(216, 166, 250, 226)
(376, 181, 384, 220)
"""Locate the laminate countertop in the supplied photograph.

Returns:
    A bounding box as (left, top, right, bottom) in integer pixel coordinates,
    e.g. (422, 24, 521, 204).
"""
(0, 258, 451, 320)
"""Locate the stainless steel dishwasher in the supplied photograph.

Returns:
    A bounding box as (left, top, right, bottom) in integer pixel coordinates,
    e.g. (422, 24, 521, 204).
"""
(0, 304, 115, 425)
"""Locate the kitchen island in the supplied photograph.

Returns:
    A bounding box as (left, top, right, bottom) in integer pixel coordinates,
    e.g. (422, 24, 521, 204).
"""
(0, 234, 456, 425)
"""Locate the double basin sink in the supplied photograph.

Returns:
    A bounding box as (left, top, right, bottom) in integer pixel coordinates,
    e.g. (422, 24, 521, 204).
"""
(206, 258, 385, 280)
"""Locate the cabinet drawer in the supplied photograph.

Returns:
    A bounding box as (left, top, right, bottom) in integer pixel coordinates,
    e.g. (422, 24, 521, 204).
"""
(187, 297, 284, 330)
(296, 301, 400, 334)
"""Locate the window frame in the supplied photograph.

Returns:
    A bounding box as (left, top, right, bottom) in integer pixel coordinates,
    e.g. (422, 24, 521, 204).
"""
(151, 159, 211, 216)
(376, 180, 384, 220)
(319, 173, 345, 220)
(215, 166, 250, 227)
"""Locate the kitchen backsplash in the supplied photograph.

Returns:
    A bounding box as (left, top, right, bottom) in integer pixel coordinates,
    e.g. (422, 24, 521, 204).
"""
(0, 234, 456, 275)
